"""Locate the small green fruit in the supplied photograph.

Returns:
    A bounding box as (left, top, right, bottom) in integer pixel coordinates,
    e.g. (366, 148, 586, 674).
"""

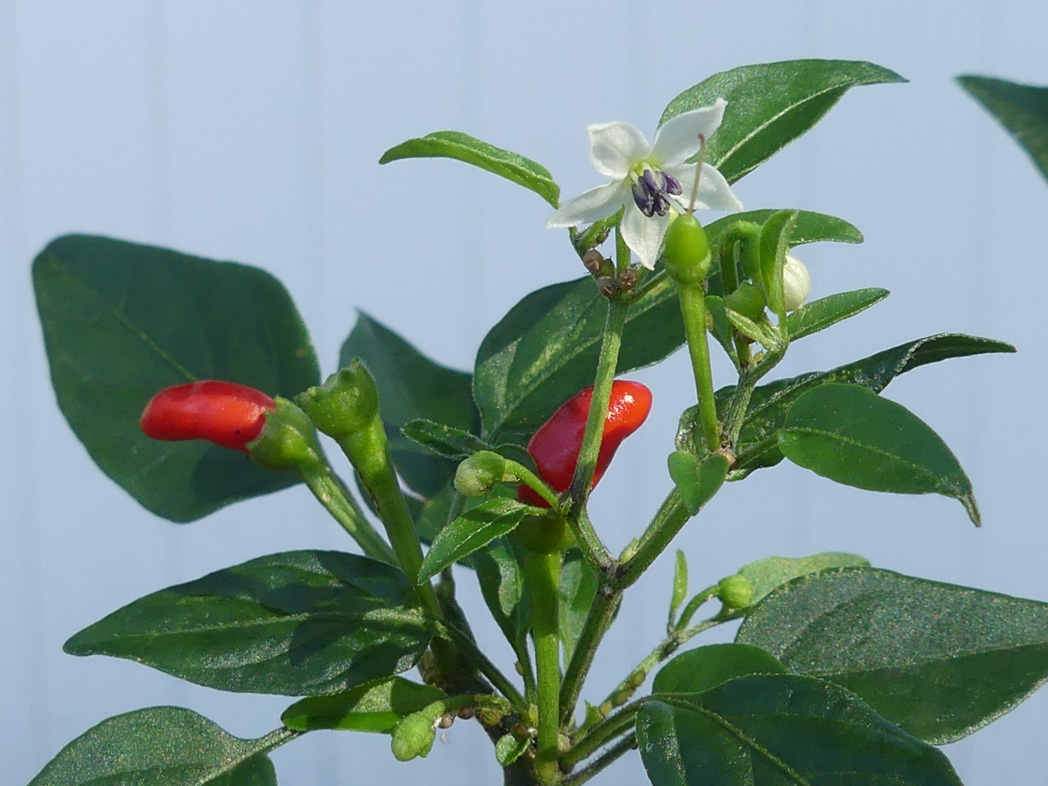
(662, 214, 711, 285)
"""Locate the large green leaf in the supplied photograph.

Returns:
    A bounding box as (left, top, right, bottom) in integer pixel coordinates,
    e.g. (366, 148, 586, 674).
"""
(652, 644, 786, 695)
(637, 675, 962, 786)
(32, 234, 320, 522)
(418, 498, 532, 582)
(471, 537, 530, 657)
(281, 676, 446, 732)
(958, 75, 1048, 184)
(738, 568, 1048, 744)
(379, 130, 560, 207)
(734, 551, 870, 607)
(340, 313, 481, 497)
(29, 707, 283, 786)
(474, 210, 859, 439)
(779, 383, 979, 524)
(719, 333, 1015, 477)
(65, 550, 431, 696)
(661, 60, 906, 183)
(785, 287, 889, 341)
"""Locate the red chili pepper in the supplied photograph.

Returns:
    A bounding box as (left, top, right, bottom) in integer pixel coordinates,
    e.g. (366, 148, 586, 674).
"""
(519, 380, 653, 507)
(140, 381, 276, 452)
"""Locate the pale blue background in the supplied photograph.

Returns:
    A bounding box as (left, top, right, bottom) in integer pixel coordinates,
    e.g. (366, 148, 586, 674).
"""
(4, 2, 1048, 784)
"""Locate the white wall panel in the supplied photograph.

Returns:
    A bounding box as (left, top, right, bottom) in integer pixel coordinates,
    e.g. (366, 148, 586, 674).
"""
(4, 1, 1048, 784)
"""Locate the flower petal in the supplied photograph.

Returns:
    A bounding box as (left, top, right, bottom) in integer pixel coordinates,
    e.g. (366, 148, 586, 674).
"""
(587, 121, 650, 178)
(547, 181, 630, 228)
(651, 98, 728, 168)
(620, 205, 672, 270)
(667, 161, 743, 213)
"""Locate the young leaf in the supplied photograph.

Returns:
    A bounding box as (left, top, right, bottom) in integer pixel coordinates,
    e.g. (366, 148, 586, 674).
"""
(559, 550, 600, 664)
(28, 707, 283, 786)
(341, 312, 481, 498)
(661, 60, 907, 183)
(758, 210, 798, 317)
(958, 75, 1048, 184)
(379, 130, 560, 207)
(402, 419, 490, 460)
(495, 734, 530, 766)
(778, 383, 979, 525)
(722, 333, 1015, 477)
(638, 675, 962, 786)
(668, 550, 689, 627)
(32, 234, 320, 522)
(737, 567, 1048, 744)
(652, 644, 785, 695)
(474, 210, 860, 439)
(735, 552, 870, 606)
(418, 498, 532, 582)
(667, 452, 730, 516)
(281, 677, 446, 732)
(64, 551, 431, 696)
(785, 287, 889, 340)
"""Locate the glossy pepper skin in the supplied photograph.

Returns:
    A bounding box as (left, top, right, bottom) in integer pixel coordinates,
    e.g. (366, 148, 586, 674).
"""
(140, 380, 276, 452)
(519, 380, 653, 507)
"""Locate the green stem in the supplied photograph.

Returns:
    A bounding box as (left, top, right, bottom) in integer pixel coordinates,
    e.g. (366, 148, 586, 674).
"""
(675, 584, 719, 630)
(297, 460, 397, 565)
(676, 282, 720, 453)
(506, 459, 564, 511)
(559, 584, 620, 725)
(722, 343, 785, 450)
(718, 222, 761, 368)
(615, 489, 689, 590)
(525, 549, 565, 784)
(562, 733, 637, 786)
(564, 702, 640, 767)
(436, 622, 527, 710)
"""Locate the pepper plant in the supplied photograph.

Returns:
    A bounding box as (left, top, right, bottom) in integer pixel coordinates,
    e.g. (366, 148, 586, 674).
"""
(28, 59, 1048, 786)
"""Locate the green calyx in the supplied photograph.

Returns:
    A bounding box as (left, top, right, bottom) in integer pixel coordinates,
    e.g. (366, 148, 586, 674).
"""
(247, 398, 323, 472)
(516, 513, 576, 554)
(662, 213, 711, 285)
(296, 359, 380, 441)
(725, 281, 767, 323)
(391, 705, 442, 761)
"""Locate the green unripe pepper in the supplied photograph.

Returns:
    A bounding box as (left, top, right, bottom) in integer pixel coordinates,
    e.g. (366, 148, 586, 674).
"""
(662, 213, 711, 285)
(296, 360, 380, 440)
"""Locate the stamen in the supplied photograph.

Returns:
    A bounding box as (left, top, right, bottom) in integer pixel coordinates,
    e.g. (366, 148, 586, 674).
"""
(686, 134, 707, 215)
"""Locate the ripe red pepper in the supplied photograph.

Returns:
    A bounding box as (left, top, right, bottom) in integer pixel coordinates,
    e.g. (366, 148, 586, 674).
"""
(140, 381, 276, 452)
(519, 380, 652, 507)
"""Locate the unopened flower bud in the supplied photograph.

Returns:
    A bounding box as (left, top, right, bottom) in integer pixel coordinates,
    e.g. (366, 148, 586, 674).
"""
(582, 249, 604, 274)
(391, 709, 440, 761)
(717, 574, 755, 610)
(782, 254, 811, 312)
(454, 451, 510, 497)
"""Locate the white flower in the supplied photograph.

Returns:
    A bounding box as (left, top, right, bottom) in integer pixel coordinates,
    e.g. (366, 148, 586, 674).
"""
(547, 98, 743, 270)
(782, 254, 811, 312)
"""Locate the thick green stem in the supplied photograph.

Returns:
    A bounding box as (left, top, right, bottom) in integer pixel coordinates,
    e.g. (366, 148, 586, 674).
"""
(298, 461, 397, 565)
(677, 283, 720, 453)
(559, 585, 620, 725)
(616, 489, 689, 590)
(525, 549, 565, 784)
(562, 734, 637, 786)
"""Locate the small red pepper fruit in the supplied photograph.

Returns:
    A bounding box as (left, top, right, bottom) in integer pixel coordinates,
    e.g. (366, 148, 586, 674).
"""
(518, 380, 653, 507)
(140, 380, 277, 452)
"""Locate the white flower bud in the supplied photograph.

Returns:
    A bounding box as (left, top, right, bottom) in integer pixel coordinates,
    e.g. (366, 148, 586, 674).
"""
(782, 254, 811, 312)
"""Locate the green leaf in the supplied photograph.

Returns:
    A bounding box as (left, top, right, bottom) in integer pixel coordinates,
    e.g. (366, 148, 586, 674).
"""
(559, 550, 600, 664)
(496, 734, 530, 766)
(637, 675, 962, 786)
(402, 419, 491, 460)
(958, 75, 1048, 184)
(738, 567, 1048, 744)
(735, 552, 870, 606)
(779, 383, 979, 525)
(475, 210, 858, 439)
(281, 676, 446, 732)
(652, 644, 786, 695)
(758, 210, 798, 317)
(379, 130, 560, 207)
(64, 550, 431, 696)
(29, 707, 280, 786)
(32, 234, 320, 522)
(666, 452, 730, 515)
(340, 312, 481, 498)
(722, 333, 1015, 478)
(471, 538, 530, 656)
(668, 550, 689, 627)
(661, 60, 907, 183)
(418, 498, 532, 583)
(785, 287, 889, 340)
